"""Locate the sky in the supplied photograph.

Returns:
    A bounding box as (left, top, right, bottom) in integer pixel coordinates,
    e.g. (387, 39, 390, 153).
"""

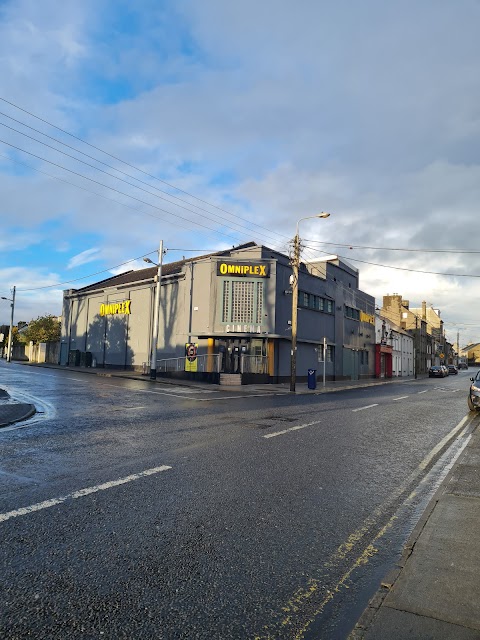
(0, 0, 479, 346)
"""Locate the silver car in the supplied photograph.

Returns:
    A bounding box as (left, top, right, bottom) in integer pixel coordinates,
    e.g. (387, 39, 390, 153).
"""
(468, 371, 480, 411)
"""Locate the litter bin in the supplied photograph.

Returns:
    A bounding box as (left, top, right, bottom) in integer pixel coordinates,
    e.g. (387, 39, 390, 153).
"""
(307, 368, 317, 390)
(68, 349, 81, 366)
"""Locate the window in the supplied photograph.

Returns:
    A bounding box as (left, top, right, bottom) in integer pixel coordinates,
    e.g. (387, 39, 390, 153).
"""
(255, 282, 264, 324)
(345, 305, 360, 320)
(231, 281, 254, 323)
(298, 291, 333, 314)
(221, 280, 264, 324)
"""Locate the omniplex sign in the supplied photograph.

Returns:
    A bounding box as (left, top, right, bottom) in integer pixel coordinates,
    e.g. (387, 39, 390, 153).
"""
(100, 301, 131, 316)
(217, 262, 270, 277)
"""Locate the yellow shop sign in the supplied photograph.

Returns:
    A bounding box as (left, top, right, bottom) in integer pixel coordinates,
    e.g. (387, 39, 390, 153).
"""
(100, 300, 131, 316)
(217, 262, 270, 277)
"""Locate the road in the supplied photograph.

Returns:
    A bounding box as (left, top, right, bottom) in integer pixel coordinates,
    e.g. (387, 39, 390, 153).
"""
(0, 363, 477, 639)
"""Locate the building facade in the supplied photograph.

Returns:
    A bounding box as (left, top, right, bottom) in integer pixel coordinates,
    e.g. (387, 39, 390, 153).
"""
(61, 242, 376, 383)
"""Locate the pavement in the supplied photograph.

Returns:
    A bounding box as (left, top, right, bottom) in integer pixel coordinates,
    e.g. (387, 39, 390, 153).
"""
(2, 361, 480, 638)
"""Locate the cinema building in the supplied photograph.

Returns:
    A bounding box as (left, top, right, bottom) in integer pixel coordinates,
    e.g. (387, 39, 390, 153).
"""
(61, 242, 376, 383)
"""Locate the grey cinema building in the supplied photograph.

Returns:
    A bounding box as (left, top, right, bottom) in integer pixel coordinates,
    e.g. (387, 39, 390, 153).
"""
(61, 242, 376, 383)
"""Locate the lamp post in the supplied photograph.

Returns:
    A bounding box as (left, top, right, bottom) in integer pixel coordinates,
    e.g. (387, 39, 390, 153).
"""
(1, 286, 16, 363)
(144, 241, 164, 380)
(290, 213, 330, 392)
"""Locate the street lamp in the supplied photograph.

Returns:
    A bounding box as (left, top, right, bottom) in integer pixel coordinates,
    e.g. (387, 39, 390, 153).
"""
(290, 213, 330, 392)
(144, 241, 165, 380)
(1, 286, 16, 363)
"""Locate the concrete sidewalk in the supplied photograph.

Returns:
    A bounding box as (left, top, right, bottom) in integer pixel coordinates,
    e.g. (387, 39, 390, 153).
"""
(8, 360, 425, 396)
(0, 388, 36, 427)
(350, 419, 480, 639)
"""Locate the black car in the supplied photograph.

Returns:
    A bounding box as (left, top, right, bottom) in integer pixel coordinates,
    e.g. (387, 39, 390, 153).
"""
(458, 362, 468, 370)
(429, 365, 447, 378)
(468, 371, 480, 410)
(448, 364, 458, 375)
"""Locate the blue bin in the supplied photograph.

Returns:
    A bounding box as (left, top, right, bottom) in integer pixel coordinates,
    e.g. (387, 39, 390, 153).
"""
(307, 369, 317, 390)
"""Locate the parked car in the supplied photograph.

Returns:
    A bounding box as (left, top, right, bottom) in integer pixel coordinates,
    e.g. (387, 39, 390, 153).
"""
(429, 365, 447, 378)
(458, 362, 468, 370)
(468, 371, 480, 410)
(448, 364, 458, 375)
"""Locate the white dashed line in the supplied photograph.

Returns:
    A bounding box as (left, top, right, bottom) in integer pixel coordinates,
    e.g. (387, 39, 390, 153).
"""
(352, 404, 379, 412)
(393, 396, 409, 401)
(263, 420, 322, 439)
(0, 465, 172, 524)
(418, 390, 428, 394)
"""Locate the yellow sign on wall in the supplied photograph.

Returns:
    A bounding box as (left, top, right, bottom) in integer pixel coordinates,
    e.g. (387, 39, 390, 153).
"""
(360, 311, 375, 325)
(100, 301, 131, 316)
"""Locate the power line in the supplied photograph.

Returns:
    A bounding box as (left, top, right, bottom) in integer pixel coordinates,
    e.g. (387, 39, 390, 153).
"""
(0, 137, 255, 246)
(0, 119, 286, 248)
(0, 97, 292, 245)
(303, 246, 480, 278)
(303, 239, 480, 255)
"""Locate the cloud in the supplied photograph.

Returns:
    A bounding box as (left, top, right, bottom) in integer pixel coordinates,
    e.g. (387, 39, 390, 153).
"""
(67, 247, 100, 269)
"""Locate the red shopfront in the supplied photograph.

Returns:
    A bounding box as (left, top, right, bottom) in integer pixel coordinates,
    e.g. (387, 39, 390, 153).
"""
(375, 343, 393, 378)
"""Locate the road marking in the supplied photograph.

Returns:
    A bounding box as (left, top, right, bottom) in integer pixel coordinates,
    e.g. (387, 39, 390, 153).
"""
(0, 465, 172, 524)
(266, 413, 477, 640)
(352, 404, 378, 412)
(418, 390, 428, 394)
(393, 395, 409, 401)
(263, 420, 321, 439)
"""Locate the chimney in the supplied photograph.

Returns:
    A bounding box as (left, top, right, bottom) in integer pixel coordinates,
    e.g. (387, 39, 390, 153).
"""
(422, 301, 427, 320)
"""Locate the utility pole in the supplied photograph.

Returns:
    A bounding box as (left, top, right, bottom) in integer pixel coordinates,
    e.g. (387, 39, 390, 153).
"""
(290, 213, 331, 392)
(2, 286, 15, 363)
(457, 330, 460, 366)
(144, 242, 164, 380)
(290, 233, 300, 392)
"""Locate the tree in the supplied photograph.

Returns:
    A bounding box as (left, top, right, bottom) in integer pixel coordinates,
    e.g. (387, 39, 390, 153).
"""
(23, 315, 61, 344)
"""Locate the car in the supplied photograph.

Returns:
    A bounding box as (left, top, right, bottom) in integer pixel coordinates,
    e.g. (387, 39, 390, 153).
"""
(429, 365, 447, 378)
(468, 371, 480, 410)
(458, 362, 468, 370)
(448, 364, 458, 375)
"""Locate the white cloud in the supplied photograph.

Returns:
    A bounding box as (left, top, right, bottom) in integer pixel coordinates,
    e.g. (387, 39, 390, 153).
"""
(67, 248, 100, 269)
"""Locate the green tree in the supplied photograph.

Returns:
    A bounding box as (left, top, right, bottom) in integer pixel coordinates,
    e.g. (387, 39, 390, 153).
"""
(23, 315, 61, 344)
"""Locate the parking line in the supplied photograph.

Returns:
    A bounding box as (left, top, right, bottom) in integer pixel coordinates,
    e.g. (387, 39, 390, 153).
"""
(0, 465, 172, 524)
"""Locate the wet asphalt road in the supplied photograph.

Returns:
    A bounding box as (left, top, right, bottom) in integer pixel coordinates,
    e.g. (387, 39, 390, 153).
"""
(0, 363, 477, 639)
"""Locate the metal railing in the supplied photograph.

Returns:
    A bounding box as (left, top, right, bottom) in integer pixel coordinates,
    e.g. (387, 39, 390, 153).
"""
(154, 353, 268, 375)
(240, 354, 269, 374)
(156, 353, 222, 373)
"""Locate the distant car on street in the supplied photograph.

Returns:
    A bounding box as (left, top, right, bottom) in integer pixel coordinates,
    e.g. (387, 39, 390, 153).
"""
(448, 364, 458, 375)
(429, 365, 447, 378)
(458, 362, 468, 370)
(468, 371, 480, 411)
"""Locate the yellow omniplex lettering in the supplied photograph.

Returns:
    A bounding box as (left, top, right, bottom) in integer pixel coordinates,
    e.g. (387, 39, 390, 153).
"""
(100, 304, 105, 316)
(220, 263, 227, 275)
(114, 303, 120, 314)
(124, 300, 131, 314)
(227, 265, 235, 274)
(235, 265, 241, 274)
(253, 266, 259, 275)
(259, 265, 266, 276)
